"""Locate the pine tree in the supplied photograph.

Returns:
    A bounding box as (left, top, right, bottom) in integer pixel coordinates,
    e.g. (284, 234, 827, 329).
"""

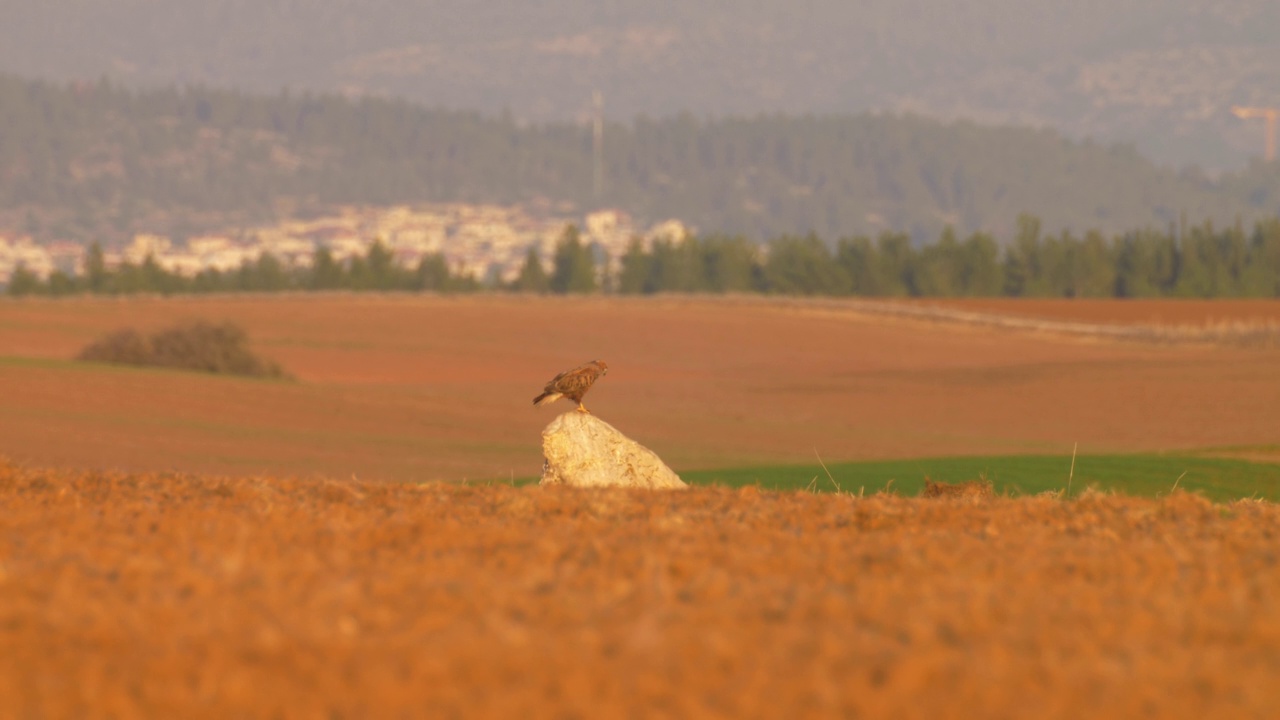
(1002, 214, 1041, 297)
(364, 238, 399, 289)
(549, 225, 597, 294)
(647, 237, 703, 292)
(701, 235, 761, 292)
(958, 231, 1002, 296)
(616, 238, 652, 294)
(84, 240, 108, 293)
(416, 253, 452, 291)
(762, 234, 850, 295)
(6, 265, 42, 296)
(874, 232, 914, 297)
(46, 270, 77, 296)
(510, 246, 550, 293)
(308, 246, 345, 290)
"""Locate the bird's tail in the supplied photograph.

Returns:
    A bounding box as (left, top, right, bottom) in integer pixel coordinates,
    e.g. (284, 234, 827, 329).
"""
(533, 392, 562, 407)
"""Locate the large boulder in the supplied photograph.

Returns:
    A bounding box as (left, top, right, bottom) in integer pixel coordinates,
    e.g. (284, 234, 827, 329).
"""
(540, 412, 687, 489)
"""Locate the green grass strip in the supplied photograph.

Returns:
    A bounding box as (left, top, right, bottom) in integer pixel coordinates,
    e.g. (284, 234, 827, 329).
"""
(680, 454, 1280, 502)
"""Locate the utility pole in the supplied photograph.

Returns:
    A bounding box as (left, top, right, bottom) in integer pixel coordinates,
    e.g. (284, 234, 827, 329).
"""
(1232, 105, 1280, 162)
(592, 90, 604, 200)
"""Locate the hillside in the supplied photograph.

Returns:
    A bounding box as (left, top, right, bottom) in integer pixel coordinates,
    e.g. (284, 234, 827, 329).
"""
(1, 1, 1278, 169)
(3, 75, 1280, 247)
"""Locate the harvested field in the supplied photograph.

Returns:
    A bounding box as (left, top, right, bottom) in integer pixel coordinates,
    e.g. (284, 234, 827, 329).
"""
(921, 297, 1280, 327)
(2, 464, 1278, 718)
(1, 295, 1279, 480)
(813, 298, 1280, 346)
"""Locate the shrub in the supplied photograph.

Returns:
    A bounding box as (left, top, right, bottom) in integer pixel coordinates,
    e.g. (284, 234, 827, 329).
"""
(921, 478, 995, 500)
(77, 321, 289, 379)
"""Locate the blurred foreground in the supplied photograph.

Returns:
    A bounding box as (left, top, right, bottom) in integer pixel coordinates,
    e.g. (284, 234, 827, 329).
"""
(2, 463, 1277, 718)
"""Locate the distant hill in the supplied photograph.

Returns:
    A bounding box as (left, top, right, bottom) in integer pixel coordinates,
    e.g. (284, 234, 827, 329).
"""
(1, 74, 1278, 246)
(1, 1, 1278, 170)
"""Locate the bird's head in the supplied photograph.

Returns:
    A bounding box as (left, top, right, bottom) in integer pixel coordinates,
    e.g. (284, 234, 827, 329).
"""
(595, 360, 609, 375)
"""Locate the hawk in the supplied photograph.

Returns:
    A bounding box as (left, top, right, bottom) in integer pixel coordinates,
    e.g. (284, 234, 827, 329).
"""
(533, 359, 609, 413)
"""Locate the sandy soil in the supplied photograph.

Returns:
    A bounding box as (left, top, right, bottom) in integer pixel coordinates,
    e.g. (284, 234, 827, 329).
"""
(2, 464, 1277, 718)
(1, 294, 1278, 481)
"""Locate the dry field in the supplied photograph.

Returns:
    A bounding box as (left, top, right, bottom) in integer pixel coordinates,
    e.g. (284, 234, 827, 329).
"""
(1, 294, 1278, 480)
(4, 297, 1279, 718)
(2, 464, 1278, 718)
(920, 297, 1280, 327)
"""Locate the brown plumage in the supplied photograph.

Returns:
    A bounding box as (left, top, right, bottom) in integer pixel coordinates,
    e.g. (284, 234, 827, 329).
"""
(533, 360, 609, 413)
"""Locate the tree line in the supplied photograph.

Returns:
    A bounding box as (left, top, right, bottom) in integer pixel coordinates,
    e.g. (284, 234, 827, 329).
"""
(10, 216, 1280, 298)
(2, 73, 1279, 249)
(6, 241, 481, 297)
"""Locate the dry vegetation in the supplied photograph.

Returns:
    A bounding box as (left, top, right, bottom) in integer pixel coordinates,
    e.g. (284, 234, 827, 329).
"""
(76, 320, 288, 379)
(921, 477, 996, 499)
(1, 462, 1277, 718)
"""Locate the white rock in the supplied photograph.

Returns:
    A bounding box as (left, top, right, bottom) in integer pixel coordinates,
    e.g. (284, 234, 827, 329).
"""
(540, 412, 686, 489)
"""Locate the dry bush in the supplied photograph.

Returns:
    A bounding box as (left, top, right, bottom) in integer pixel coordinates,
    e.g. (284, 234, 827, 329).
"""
(921, 477, 996, 499)
(76, 320, 288, 379)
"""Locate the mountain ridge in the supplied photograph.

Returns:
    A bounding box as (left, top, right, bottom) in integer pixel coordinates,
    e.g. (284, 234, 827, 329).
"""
(1, 1, 1278, 170)
(1, 74, 1278, 246)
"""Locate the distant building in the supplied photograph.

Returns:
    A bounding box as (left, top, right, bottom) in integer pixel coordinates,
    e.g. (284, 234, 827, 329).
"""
(0, 203, 694, 286)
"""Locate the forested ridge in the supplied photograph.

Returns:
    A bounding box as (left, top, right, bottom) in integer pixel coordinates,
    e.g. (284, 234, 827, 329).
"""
(4, 1, 1278, 169)
(3, 74, 1280, 246)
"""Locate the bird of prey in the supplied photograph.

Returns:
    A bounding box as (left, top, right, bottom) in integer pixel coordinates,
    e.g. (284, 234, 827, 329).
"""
(533, 360, 609, 413)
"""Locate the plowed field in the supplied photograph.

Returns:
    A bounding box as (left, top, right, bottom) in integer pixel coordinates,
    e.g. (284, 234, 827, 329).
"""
(1, 295, 1279, 481)
(3, 465, 1278, 718)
